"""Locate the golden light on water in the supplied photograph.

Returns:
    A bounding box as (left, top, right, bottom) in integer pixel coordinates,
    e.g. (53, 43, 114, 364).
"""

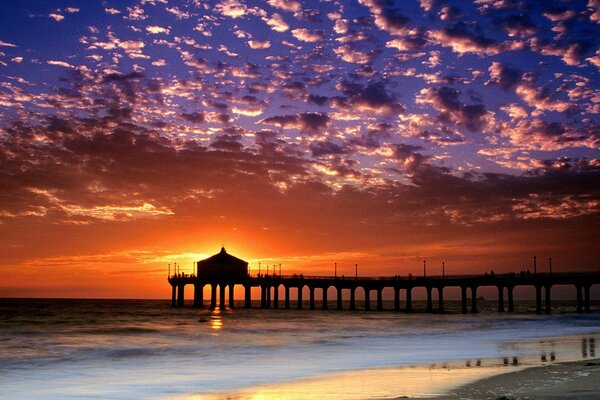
(209, 308, 223, 332)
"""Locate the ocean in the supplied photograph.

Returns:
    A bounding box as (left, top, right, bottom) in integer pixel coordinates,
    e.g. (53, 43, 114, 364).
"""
(0, 299, 599, 399)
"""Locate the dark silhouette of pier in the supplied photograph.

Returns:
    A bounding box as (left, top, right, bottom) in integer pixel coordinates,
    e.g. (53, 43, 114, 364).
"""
(168, 248, 599, 314)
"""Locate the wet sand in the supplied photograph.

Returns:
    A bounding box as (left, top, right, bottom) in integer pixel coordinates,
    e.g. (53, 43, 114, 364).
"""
(436, 359, 600, 400)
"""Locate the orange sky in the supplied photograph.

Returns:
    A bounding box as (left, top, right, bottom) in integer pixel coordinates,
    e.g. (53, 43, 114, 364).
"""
(1, 194, 598, 298)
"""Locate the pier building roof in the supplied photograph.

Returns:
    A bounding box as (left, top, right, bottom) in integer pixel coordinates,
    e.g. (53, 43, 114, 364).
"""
(198, 247, 247, 267)
(196, 247, 248, 280)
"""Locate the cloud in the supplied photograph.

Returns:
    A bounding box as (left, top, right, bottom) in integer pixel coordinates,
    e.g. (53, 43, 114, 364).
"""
(497, 14, 537, 37)
(260, 112, 330, 131)
(291, 28, 325, 42)
(166, 6, 190, 19)
(0, 40, 16, 47)
(487, 61, 522, 90)
(216, 0, 247, 18)
(515, 82, 571, 113)
(542, 7, 575, 22)
(49, 13, 64, 22)
(385, 29, 427, 51)
(248, 40, 271, 49)
(589, 0, 600, 24)
(529, 37, 595, 66)
(267, 0, 301, 13)
(126, 6, 146, 20)
(417, 86, 488, 132)
(309, 140, 348, 157)
(265, 13, 289, 32)
(429, 23, 502, 56)
(47, 60, 74, 68)
(501, 119, 599, 150)
(151, 59, 167, 67)
(587, 49, 600, 69)
(334, 44, 378, 64)
(359, 0, 411, 35)
(146, 26, 170, 35)
(334, 81, 405, 115)
(392, 144, 429, 175)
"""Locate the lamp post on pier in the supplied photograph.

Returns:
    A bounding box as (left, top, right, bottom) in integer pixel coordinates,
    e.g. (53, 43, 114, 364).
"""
(442, 261, 445, 279)
(423, 260, 427, 278)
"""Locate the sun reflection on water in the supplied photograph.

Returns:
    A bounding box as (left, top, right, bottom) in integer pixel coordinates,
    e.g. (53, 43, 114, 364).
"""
(209, 308, 223, 332)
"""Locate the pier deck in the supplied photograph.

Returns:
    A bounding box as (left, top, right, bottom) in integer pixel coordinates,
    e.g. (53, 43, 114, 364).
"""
(168, 271, 600, 314)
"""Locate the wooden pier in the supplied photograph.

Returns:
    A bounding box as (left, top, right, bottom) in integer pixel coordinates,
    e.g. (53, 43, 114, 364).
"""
(168, 248, 599, 314)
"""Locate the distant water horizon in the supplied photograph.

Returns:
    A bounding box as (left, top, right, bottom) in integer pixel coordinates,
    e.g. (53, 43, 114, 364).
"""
(1, 298, 599, 399)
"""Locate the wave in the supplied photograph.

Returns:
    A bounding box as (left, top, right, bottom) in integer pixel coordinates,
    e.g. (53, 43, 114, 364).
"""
(76, 326, 160, 335)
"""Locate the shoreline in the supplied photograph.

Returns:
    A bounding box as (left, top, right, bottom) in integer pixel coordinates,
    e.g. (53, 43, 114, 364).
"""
(436, 358, 600, 400)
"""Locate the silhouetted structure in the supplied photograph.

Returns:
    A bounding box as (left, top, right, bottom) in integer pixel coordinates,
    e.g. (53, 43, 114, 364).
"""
(196, 247, 248, 281)
(168, 249, 599, 314)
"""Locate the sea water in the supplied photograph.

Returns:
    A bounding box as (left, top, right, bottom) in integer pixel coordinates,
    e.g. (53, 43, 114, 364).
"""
(0, 299, 598, 399)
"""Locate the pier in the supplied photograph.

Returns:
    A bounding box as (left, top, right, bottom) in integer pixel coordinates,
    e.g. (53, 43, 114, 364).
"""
(168, 248, 599, 314)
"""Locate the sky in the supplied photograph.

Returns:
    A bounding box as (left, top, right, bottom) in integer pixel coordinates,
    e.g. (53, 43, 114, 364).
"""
(0, 0, 599, 299)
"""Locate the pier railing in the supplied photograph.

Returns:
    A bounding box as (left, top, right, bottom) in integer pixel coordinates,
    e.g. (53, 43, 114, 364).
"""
(168, 270, 599, 314)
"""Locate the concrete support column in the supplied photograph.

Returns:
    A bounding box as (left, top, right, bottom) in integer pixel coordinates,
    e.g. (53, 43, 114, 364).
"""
(171, 285, 176, 307)
(194, 284, 203, 308)
(497, 286, 504, 312)
(285, 286, 290, 309)
(350, 288, 356, 310)
(244, 285, 251, 308)
(377, 288, 383, 311)
(177, 284, 185, 308)
(544, 285, 551, 314)
(461, 286, 467, 314)
(577, 285, 583, 313)
(266, 285, 271, 308)
(471, 286, 478, 313)
(273, 285, 279, 309)
(584, 285, 591, 312)
(535, 285, 542, 314)
(297, 286, 303, 309)
(406, 287, 412, 312)
(260, 285, 266, 309)
(337, 287, 343, 310)
(229, 284, 235, 309)
(364, 289, 371, 311)
(394, 287, 400, 311)
(438, 287, 444, 313)
(322, 288, 328, 310)
(508, 286, 514, 312)
(219, 284, 226, 309)
(210, 284, 217, 309)
(426, 286, 433, 312)
(309, 286, 315, 310)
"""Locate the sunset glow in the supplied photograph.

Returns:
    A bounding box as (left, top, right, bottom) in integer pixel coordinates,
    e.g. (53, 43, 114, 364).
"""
(0, 0, 599, 299)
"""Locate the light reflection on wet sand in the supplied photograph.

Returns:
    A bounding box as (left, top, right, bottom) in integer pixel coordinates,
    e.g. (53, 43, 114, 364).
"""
(176, 335, 597, 400)
(183, 364, 517, 399)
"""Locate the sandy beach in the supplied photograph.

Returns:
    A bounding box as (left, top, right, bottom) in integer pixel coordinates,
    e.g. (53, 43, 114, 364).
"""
(437, 359, 600, 400)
